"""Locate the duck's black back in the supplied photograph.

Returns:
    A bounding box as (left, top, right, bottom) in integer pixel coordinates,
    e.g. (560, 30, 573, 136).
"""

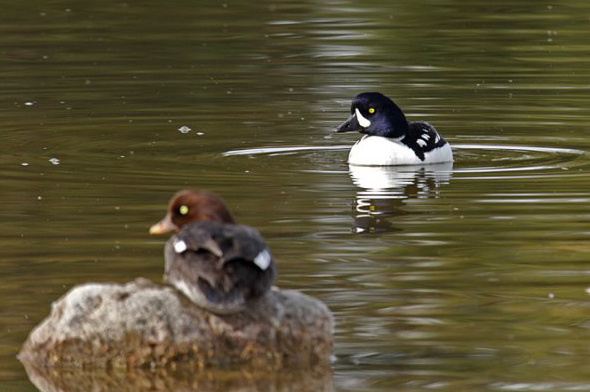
(403, 121, 448, 161)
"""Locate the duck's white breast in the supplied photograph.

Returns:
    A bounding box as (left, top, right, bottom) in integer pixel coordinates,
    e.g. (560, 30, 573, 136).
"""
(348, 136, 453, 166)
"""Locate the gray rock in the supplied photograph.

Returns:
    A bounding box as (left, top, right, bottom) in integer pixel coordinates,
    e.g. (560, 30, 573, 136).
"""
(19, 278, 334, 369)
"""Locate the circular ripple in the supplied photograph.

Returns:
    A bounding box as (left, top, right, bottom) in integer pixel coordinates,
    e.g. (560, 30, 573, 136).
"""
(452, 144, 586, 174)
(223, 143, 587, 174)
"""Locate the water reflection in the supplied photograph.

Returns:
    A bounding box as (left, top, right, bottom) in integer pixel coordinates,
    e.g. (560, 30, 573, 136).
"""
(349, 163, 453, 234)
(22, 360, 333, 392)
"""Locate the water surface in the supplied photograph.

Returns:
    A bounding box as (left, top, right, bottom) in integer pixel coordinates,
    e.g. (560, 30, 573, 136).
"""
(3, 0, 590, 391)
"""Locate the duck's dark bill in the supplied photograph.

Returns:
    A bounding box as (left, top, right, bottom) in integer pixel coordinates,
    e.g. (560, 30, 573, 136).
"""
(336, 113, 362, 133)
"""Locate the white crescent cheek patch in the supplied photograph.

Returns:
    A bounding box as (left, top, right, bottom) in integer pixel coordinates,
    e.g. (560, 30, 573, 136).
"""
(355, 108, 371, 128)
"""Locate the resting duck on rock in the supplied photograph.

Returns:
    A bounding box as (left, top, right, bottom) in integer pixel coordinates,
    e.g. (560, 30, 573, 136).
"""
(150, 190, 277, 314)
(19, 190, 333, 368)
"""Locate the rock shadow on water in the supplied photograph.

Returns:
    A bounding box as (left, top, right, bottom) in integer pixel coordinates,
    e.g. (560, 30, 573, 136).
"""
(349, 162, 453, 233)
(21, 360, 333, 392)
(20, 363, 334, 392)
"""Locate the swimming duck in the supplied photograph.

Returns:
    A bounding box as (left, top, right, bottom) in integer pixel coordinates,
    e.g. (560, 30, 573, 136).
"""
(149, 190, 276, 314)
(336, 92, 453, 166)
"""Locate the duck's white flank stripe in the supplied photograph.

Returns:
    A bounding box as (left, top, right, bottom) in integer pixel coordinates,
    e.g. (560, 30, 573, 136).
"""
(253, 249, 271, 270)
(422, 134, 430, 140)
(417, 139, 427, 147)
(355, 108, 371, 128)
(174, 240, 188, 253)
(347, 135, 453, 165)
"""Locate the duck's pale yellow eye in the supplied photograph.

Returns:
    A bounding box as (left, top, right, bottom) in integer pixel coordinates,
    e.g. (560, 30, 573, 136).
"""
(368, 108, 375, 114)
(179, 205, 189, 215)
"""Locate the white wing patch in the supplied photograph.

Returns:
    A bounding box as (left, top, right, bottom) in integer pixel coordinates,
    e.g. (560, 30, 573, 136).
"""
(173, 240, 188, 253)
(253, 248, 272, 270)
(422, 134, 430, 141)
(417, 139, 427, 147)
(435, 133, 440, 143)
(355, 108, 371, 128)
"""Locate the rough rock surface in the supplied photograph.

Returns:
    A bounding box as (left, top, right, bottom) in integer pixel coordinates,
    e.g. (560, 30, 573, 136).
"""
(19, 278, 333, 369)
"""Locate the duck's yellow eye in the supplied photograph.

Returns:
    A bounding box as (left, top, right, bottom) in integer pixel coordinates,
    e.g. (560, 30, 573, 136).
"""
(179, 205, 189, 215)
(368, 108, 375, 114)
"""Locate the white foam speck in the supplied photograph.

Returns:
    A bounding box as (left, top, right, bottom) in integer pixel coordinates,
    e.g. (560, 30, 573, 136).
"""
(178, 126, 191, 134)
(49, 158, 60, 165)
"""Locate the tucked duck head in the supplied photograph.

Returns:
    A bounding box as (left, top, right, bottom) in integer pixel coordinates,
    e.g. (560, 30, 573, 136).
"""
(150, 190, 235, 235)
(336, 92, 409, 138)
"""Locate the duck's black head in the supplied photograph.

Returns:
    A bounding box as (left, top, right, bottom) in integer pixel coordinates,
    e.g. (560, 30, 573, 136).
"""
(336, 92, 409, 138)
(150, 190, 235, 235)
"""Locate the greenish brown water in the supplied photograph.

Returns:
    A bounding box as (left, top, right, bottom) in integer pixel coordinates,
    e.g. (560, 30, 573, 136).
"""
(4, 0, 590, 390)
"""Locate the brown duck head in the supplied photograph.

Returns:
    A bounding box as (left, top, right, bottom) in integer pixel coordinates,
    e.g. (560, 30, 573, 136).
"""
(150, 190, 235, 235)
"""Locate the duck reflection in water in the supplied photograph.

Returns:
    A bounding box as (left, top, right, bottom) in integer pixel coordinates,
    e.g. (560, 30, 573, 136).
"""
(349, 162, 453, 233)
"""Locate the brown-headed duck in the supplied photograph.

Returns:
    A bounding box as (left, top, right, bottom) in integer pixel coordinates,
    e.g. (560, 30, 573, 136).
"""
(150, 190, 276, 314)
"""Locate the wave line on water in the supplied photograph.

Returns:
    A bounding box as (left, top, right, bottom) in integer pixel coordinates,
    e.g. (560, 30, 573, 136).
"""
(223, 145, 349, 156)
(224, 143, 586, 157)
(453, 143, 586, 155)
